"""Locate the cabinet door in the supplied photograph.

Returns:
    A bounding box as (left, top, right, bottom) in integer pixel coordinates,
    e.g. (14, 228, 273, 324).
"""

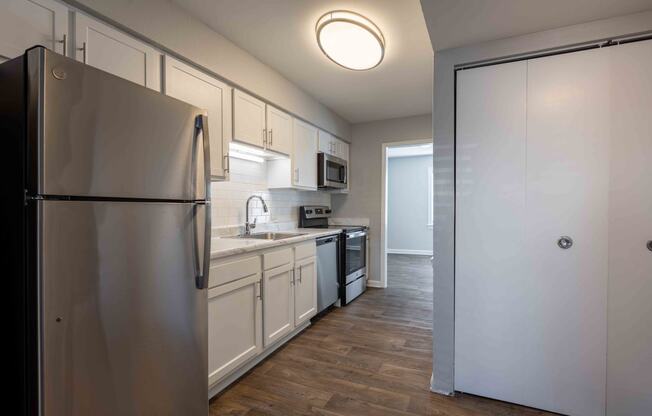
(0, 0, 68, 60)
(294, 257, 317, 326)
(208, 274, 262, 386)
(75, 13, 161, 91)
(164, 56, 232, 180)
(339, 140, 349, 162)
(233, 89, 266, 148)
(266, 105, 292, 156)
(292, 118, 318, 190)
(263, 263, 294, 347)
(318, 129, 332, 154)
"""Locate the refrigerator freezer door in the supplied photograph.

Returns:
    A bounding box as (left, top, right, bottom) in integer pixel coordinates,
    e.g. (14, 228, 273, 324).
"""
(39, 200, 208, 416)
(28, 48, 208, 200)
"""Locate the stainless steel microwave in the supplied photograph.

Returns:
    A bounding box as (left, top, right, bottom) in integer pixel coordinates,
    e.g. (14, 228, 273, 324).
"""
(318, 153, 347, 189)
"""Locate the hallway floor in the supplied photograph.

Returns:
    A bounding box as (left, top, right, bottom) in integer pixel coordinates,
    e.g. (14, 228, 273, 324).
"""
(210, 254, 552, 415)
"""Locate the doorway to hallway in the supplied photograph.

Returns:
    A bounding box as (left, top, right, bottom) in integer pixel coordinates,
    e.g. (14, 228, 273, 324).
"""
(381, 140, 434, 288)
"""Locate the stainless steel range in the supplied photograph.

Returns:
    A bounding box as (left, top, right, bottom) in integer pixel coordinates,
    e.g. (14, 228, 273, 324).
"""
(299, 206, 368, 305)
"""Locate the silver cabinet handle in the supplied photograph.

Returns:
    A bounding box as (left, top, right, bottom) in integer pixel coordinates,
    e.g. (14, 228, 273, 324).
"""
(298, 266, 302, 283)
(647, 240, 652, 252)
(58, 34, 67, 56)
(558, 236, 573, 249)
(223, 154, 230, 173)
(263, 128, 267, 146)
(78, 41, 87, 63)
(269, 129, 273, 146)
(291, 270, 295, 286)
(256, 281, 262, 300)
(294, 168, 299, 183)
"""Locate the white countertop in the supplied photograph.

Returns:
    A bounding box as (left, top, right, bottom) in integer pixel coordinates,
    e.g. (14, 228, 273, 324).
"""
(210, 228, 342, 260)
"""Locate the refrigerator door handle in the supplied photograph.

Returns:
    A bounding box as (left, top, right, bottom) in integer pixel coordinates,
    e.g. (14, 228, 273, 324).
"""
(194, 114, 211, 289)
(194, 114, 211, 200)
(193, 203, 211, 289)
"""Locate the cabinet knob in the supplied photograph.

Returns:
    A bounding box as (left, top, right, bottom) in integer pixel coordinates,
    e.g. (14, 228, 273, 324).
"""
(557, 236, 573, 250)
(647, 240, 652, 252)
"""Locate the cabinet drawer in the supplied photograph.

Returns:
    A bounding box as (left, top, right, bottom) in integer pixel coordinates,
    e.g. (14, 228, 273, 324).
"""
(294, 241, 316, 261)
(263, 248, 293, 271)
(209, 255, 261, 288)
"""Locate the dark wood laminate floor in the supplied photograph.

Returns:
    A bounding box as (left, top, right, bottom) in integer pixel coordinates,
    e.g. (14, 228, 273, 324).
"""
(210, 254, 554, 416)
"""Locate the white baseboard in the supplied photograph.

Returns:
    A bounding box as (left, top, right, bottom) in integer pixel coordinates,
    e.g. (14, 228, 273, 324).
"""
(387, 249, 433, 256)
(367, 280, 386, 288)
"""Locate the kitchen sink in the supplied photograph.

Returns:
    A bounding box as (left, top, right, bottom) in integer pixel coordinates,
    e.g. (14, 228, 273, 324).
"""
(226, 232, 306, 241)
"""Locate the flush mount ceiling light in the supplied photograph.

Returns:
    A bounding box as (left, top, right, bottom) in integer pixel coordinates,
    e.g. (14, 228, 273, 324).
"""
(316, 10, 385, 71)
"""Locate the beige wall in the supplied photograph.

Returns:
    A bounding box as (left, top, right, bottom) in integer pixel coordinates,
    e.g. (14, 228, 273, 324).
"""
(332, 113, 432, 285)
(66, 0, 351, 140)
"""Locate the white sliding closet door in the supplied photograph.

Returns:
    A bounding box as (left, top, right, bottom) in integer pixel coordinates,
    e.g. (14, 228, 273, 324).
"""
(456, 48, 610, 416)
(606, 40, 652, 415)
(455, 60, 529, 404)
(526, 48, 610, 416)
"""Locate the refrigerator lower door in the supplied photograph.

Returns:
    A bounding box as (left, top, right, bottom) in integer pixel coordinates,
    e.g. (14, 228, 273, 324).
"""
(28, 47, 208, 201)
(39, 200, 208, 416)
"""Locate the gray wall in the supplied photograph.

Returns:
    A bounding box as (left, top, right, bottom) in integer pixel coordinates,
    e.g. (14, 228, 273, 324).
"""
(387, 155, 433, 253)
(332, 113, 432, 285)
(420, 2, 652, 396)
(65, 0, 351, 140)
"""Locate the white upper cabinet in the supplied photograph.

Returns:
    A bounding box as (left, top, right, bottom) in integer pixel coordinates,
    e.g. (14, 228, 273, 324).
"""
(318, 129, 347, 159)
(265, 105, 292, 156)
(164, 56, 232, 180)
(75, 13, 161, 91)
(0, 0, 68, 60)
(292, 118, 318, 190)
(318, 129, 333, 154)
(267, 117, 318, 190)
(233, 89, 266, 148)
(339, 140, 349, 162)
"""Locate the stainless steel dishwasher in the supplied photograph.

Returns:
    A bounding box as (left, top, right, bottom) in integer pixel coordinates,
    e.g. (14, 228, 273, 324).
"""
(316, 234, 340, 313)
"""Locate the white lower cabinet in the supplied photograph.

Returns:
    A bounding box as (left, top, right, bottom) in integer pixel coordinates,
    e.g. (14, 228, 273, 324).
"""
(262, 263, 294, 347)
(208, 240, 318, 392)
(207, 273, 262, 386)
(293, 256, 317, 326)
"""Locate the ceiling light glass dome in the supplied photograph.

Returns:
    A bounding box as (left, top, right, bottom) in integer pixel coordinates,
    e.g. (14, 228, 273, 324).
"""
(316, 10, 385, 71)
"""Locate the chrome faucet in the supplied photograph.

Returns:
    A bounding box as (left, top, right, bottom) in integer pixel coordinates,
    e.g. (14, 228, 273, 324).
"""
(244, 195, 268, 235)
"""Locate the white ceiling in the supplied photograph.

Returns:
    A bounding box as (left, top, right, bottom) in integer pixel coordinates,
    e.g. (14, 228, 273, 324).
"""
(171, 0, 434, 124)
(421, 0, 652, 51)
(171, 0, 652, 125)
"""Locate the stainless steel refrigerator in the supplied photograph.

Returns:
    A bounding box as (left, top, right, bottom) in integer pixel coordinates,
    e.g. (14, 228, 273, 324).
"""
(3, 47, 210, 415)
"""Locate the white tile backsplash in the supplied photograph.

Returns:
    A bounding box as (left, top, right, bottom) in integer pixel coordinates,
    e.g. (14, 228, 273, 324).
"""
(211, 157, 330, 235)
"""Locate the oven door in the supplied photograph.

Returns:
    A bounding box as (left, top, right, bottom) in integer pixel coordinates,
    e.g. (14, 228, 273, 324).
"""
(345, 230, 366, 283)
(318, 153, 347, 189)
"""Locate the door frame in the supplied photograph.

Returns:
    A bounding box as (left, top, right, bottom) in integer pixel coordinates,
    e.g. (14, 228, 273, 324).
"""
(379, 138, 433, 289)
